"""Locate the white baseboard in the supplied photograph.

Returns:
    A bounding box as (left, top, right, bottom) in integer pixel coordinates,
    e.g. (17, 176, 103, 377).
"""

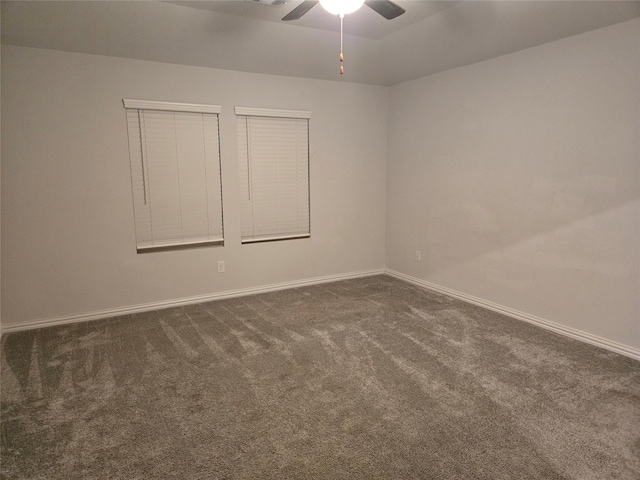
(385, 269, 640, 362)
(0, 269, 385, 335)
(4, 268, 638, 363)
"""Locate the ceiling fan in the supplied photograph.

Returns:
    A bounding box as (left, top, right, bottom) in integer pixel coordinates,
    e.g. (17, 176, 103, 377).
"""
(282, 0, 406, 22)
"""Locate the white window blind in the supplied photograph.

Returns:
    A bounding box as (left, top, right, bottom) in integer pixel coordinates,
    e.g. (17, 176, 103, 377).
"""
(236, 107, 311, 243)
(124, 99, 224, 252)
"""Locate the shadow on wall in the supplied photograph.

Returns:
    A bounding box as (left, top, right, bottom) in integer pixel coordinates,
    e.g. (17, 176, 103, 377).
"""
(423, 172, 638, 280)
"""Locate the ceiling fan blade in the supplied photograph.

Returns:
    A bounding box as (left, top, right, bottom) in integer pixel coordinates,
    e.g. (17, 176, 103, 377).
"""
(282, 0, 319, 21)
(365, 0, 405, 20)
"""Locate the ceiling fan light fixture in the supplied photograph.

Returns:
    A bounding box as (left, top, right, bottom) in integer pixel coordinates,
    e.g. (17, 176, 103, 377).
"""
(319, 0, 365, 16)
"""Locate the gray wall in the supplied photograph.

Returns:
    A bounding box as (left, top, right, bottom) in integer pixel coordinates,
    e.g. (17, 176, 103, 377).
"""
(386, 18, 640, 350)
(2, 18, 638, 355)
(0, 6, 2, 331)
(1, 46, 388, 326)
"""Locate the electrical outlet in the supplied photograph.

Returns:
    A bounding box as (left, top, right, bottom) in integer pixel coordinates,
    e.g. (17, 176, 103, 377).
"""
(415, 250, 421, 262)
(217, 260, 225, 273)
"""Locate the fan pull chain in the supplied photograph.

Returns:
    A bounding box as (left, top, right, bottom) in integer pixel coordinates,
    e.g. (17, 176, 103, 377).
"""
(339, 13, 344, 74)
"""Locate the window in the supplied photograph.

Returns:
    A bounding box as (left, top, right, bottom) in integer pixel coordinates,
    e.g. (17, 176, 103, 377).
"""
(123, 99, 224, 253)
(236, 107, 311, 243)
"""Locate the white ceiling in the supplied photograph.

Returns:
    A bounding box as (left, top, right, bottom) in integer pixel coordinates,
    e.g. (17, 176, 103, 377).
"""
(167, 1, 458, 39)
(2, 0, 639, 85)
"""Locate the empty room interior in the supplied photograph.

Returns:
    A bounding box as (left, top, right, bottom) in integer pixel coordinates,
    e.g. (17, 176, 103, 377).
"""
(1, 0, 639, 478)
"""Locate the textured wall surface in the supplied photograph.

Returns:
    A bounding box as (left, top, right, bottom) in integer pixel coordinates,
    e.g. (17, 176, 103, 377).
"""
(1, 46, 388, 326)
(2, 19, 639, 356)
(386, 19, 640, 350)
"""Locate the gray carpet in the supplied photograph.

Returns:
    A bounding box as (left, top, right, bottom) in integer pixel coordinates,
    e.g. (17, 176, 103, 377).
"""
(1, 275, 639, 479)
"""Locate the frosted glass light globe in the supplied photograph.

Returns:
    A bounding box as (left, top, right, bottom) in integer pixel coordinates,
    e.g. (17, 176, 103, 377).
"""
(319, 0, 365, 16)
